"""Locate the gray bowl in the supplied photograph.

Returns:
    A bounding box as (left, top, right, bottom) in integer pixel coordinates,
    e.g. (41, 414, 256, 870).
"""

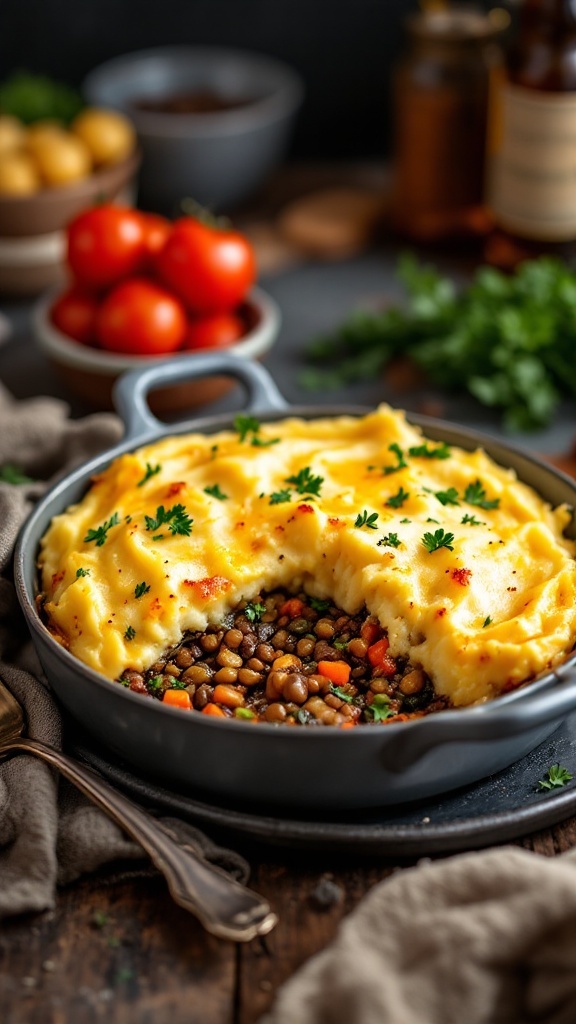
(83, 46, 304, 212)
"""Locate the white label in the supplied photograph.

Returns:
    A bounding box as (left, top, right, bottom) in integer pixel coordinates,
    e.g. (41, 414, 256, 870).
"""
(487, 84, 576, 241)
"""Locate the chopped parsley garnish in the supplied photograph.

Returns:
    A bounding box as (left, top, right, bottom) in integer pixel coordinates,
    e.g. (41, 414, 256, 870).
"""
(137, 462, 161, 487)
(233, 416, 280, 447)
(329, 685, 354, 704)
(378, 532, 401, 548)
(426, 518, 440, 524)
(269, 488, 292, 505)
(0, 463, 33, 484)
(365, 694, 395, 722)
(204, 484, 228, 501)
(210, 444, 218, 459)
(422, 528, 455, 553)
(483, 616, 492, 627)
(384, 443, 408, 475)
(124, 626, 136, 642)
(400, 517, 411, 523)
(386, 487, 410, 509)
(234, 415, 261, 442)
(149, 676, 163, 691)
(434, 487, 460, 507)
(355, 509, 379, 529)
(144, 504, 193, 536)
(464, 479, 500, 510)
(251, 436, 281, 448)
(538, 764, 573, 791)
(285, 466, 324, 497)
(152, 534, 164, 542)
(84, 512, 120, 547)
(309, 597, 331, 613)
(134, 582, 150, 599)
(76, 567, 90, 578)
(408, 442, 451, 460)
(462, 513, 485, 526)
(333, 639, 349, 651)
(244, 601, 266, 623)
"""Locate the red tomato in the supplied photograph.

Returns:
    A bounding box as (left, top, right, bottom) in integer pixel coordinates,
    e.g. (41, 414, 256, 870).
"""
(184, 311, 245, 350)
(50, 287, 99, 345)
(139, 212, 171, 262)
(67, 204, 145, 290)
(96, 278, 187, 355)
(155, 216, 256, 315)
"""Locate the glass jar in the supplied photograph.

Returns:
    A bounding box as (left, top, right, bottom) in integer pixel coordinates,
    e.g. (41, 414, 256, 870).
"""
(390, 7, 502, 243)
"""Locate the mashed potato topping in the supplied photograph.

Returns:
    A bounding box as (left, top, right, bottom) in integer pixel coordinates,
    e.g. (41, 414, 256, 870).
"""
(38, 406, 576, 706)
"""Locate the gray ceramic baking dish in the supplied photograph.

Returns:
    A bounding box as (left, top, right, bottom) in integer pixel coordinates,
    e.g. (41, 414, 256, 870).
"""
(14, 353, 576, 809)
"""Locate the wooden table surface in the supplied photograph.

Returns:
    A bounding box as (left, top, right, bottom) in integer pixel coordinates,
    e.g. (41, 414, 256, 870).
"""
(0, 819, 575, 1024)
(1, 176, 576, 1023)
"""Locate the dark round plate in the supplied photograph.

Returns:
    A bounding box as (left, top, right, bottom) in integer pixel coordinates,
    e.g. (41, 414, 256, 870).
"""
(68, 713, 576, 856)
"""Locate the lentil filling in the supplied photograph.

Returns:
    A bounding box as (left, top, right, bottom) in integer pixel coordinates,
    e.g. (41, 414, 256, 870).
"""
(117, 590, 451, 725)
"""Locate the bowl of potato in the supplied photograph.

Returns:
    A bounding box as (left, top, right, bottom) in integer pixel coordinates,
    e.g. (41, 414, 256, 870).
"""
(0, 73, 139, 294)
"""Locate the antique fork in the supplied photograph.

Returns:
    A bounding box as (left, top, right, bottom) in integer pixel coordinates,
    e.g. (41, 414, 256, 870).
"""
(0, 675, 277, 942)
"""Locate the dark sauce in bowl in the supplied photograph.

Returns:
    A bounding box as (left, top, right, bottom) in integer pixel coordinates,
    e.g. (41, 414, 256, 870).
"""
(134, 91, 254, 115)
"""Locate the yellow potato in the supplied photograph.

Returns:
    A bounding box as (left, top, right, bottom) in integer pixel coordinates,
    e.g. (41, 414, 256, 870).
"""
(34, 131, 92, 186)
(0, 151, 40, 195)
(0, 115, 26, 155)
(72, 107, 135, 165)
(26, 120, 67, 155)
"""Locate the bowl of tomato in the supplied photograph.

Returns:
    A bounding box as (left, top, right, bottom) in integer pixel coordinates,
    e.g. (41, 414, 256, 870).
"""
(32, 202, 281, 412)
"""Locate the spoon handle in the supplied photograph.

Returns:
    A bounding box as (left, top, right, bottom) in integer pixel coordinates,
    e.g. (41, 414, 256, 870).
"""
(1, 737, 277, 942)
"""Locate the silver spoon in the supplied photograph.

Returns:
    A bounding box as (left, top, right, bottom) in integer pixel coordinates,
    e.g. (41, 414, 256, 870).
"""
(0, 675, 277, 941)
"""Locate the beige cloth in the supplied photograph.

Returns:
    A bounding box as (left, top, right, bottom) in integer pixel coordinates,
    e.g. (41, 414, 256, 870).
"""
(0, 383, 247, 919)
(263, 845, 576, 1024)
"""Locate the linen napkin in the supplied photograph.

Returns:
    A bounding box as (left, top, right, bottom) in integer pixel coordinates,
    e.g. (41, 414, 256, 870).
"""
(0, 382, 248, 920)
(262, 844, 576, 1024)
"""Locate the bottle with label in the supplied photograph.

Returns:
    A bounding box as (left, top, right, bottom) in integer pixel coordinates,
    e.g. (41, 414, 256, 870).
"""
(485, 0, 576, 267)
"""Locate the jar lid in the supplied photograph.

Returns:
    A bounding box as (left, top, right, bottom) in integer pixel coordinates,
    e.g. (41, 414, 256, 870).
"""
(406, 6, 504, 43)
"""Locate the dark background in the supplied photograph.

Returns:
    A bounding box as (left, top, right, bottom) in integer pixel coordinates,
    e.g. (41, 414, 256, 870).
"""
(0, 0, 428, 159)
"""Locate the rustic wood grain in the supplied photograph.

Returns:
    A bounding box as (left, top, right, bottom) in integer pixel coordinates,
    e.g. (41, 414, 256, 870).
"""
(0, 870, 236, 1024)
(236, 851, 406, 1024)
(2, 823, 576, 1024)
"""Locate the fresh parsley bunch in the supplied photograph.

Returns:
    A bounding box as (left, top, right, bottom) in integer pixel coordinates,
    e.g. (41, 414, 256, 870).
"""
(301, 254, 576, 431)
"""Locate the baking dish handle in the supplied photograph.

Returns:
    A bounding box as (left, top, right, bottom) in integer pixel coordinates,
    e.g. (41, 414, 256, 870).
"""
(380, 670, 576, 773)
(113, 353, 289, 443)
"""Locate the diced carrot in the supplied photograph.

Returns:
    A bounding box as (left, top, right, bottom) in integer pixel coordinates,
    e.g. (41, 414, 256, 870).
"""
(202, 703, 227, 717)
(280, 598, 305, 618)
(317, 660, 351, 685)
(378, 655, 398, 678)
(213, 684, 245, 709)
(367, 637, 390, 667)
(340, 721, 357, 730)
(162, 689, 192, 709)
(361, 620, 381, 646)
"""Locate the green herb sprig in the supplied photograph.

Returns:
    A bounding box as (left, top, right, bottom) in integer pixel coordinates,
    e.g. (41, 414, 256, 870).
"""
(204, 484, 228, 501)
(137, 462, 161, 487)
(244, 601, 266, 623)
(84, 512, 120, 547)
(301, 253, 576, 430)
(378, 533, 401, 548)
(144, 504, 193, 537)
(285, 466, 324, 497)
(422, 529, 455, 553)
(538, 764, 573, 791)
(355, 509, 379, 529)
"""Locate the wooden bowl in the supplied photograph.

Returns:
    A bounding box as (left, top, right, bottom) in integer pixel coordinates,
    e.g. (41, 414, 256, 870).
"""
(0, 150, 140, 237)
